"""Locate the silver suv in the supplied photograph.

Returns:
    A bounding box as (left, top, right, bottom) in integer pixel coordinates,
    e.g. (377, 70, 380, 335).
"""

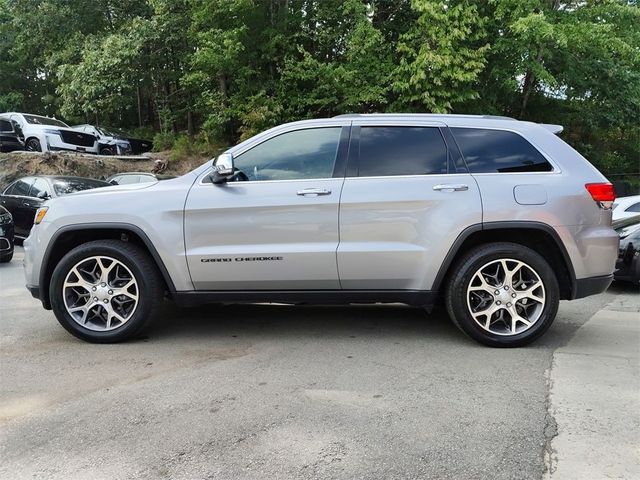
(23, 114, 619, 347)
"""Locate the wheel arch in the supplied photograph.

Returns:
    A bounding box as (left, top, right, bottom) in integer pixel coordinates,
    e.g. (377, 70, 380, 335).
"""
(433, 222, 577, 300)
(39, 223, 176, 309)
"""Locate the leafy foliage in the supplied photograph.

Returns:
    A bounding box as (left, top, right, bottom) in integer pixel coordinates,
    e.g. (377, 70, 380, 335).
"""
(0, 0, 637, 185)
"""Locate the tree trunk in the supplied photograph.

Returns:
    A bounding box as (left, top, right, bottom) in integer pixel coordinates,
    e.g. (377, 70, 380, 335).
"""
(136, 85, 143, 128)
(520, 48, 544, 118)
(187, 110, 194, 136)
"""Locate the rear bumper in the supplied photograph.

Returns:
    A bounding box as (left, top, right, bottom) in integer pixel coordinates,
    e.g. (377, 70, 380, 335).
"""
(573, 274, 613, 299)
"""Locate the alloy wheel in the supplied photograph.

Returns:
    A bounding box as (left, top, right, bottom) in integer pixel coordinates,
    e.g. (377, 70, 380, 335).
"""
(466, 258, 546, 336)
(63, 256, 139, 331)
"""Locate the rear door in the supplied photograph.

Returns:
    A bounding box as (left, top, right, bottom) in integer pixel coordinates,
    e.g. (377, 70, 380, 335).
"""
(337, 119, 482, 291)
(0, 177, 35, 237)
(184, 123, 350, 290)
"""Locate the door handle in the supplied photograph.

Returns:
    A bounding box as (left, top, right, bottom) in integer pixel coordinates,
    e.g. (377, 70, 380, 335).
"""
(296, 188, 331, 196)
(432, 184, 469, 192)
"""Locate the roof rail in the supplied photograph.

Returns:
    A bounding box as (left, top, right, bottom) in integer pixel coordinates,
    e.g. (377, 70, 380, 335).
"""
(332, 113, 516, 120)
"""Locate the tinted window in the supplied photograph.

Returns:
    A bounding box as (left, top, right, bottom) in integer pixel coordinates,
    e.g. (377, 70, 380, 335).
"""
(0, 120, 12, 132)
(452, 128, 553, 173)
(358, 127, 448, 177)
(30, 178, 50, 198)
(7, 179, 32, 196)
(625, 202, 640, 213)
(233, 127, 341, 181)
(52, 178, 108, 195)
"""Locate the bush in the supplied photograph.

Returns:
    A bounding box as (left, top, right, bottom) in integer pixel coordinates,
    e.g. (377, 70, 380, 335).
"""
(152, 132, 177, 151)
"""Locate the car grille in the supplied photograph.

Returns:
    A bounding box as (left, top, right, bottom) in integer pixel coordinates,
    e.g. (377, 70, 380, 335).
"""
(60, 130, 96, 147)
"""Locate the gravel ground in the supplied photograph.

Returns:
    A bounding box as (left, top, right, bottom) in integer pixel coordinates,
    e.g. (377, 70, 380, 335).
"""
(0, 247, 636, 480)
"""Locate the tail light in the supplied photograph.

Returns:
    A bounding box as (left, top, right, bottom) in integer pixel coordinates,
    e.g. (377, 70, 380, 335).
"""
(585, 183, 615, 209)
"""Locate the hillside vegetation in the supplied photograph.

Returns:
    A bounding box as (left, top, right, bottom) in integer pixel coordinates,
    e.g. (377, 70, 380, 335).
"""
(1, 1, 638, 188)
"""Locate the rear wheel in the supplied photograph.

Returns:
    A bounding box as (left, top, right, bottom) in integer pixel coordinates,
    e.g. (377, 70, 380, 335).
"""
(50, 240, 164, 343)
(445, 242, 559, 347)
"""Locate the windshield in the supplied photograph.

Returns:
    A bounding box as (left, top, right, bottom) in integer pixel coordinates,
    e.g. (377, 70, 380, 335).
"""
(24, 115, 69, 128)
(103, 127, 130, 137)
(53, 178, 109, 196)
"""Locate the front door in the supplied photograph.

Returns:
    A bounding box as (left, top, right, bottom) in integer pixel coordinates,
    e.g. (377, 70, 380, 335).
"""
(337, 121, 483, 291)
(184, 125, 349, 290)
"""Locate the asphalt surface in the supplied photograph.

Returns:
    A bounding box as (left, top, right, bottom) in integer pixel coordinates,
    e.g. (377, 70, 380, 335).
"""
(0, 247, 637, 480)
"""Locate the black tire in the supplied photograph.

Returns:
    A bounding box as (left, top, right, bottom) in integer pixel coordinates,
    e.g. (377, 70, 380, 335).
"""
(99, 146, 115, 155)
(0, 251, 13, 263)
(445, 242, 559, 348)
(50, 240, 164, 343)
(26, 137, 42, 152)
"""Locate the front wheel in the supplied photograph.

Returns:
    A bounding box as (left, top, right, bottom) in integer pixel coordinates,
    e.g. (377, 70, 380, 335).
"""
(26, 137, 42, 152)
(445, 242, 559, 347)
(50, 240, 164, 343)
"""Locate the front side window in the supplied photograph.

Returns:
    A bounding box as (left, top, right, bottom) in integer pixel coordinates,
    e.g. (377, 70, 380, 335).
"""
(452, 128, 553, 173)
(358, 127, 448, 177)
(232, 127, 342, 181)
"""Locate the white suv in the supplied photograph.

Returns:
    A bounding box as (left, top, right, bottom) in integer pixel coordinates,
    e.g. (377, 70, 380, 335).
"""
(1, 113, 98, 154)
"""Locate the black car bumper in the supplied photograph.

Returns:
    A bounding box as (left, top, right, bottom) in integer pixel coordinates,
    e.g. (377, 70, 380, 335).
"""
(573, 274, 614, 299)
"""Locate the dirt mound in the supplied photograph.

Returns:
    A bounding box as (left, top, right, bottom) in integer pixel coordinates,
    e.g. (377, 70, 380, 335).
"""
(0, 151, 209, 186)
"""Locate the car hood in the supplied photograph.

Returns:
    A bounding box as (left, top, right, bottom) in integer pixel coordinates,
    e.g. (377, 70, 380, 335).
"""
(65, 182, 155, 197)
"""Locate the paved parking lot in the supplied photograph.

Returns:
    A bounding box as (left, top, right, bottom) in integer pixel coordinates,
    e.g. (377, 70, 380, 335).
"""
(1, 247, 638, 480)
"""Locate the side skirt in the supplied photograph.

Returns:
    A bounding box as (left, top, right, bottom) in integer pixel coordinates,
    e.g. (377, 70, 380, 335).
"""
(172, 290, 438, 308)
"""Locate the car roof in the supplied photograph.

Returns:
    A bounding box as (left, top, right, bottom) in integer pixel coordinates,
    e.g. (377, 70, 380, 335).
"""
(111, 172, 156, 176)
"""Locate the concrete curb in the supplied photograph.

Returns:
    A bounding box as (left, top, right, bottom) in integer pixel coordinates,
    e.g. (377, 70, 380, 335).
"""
(544, 308, 640, 479)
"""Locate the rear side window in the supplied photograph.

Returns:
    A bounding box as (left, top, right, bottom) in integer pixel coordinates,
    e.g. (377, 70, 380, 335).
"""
(626, 202, 640, 213)
(358, 126, 448, 176)
(0, 120, 13, 132)
(6, 179, 32, 196)
(452, 128, 553, 173)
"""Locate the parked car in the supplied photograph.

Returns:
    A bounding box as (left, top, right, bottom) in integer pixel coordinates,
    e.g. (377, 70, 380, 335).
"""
(0, 118, 24, 152)
(0, 113, 98, 154)
(23, 114, 619, 346)
(613, 215, 640, 285)
(73, 126, 152, 155)
(106, 172, 175, 185)
(0, 176, 110, 239)
(72, 124, 132, 156)
(0, 206, 14, 263)
(612, 195, 640, 221)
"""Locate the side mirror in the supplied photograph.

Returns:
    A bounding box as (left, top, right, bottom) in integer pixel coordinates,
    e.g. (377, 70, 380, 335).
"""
(36, 191, 50, 200)
(209, 167, 235, 184)
(209, 152, 235, 185)
(214, 152, 233, 170)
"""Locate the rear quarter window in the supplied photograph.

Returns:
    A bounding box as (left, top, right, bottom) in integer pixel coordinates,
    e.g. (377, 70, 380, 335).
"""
(452, 128, 553, 173)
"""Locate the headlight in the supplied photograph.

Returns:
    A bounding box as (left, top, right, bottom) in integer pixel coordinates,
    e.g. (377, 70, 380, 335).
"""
(34, 207, 48, 225)
(0, 211, 12, 223)
(43, 128, 61, 136)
